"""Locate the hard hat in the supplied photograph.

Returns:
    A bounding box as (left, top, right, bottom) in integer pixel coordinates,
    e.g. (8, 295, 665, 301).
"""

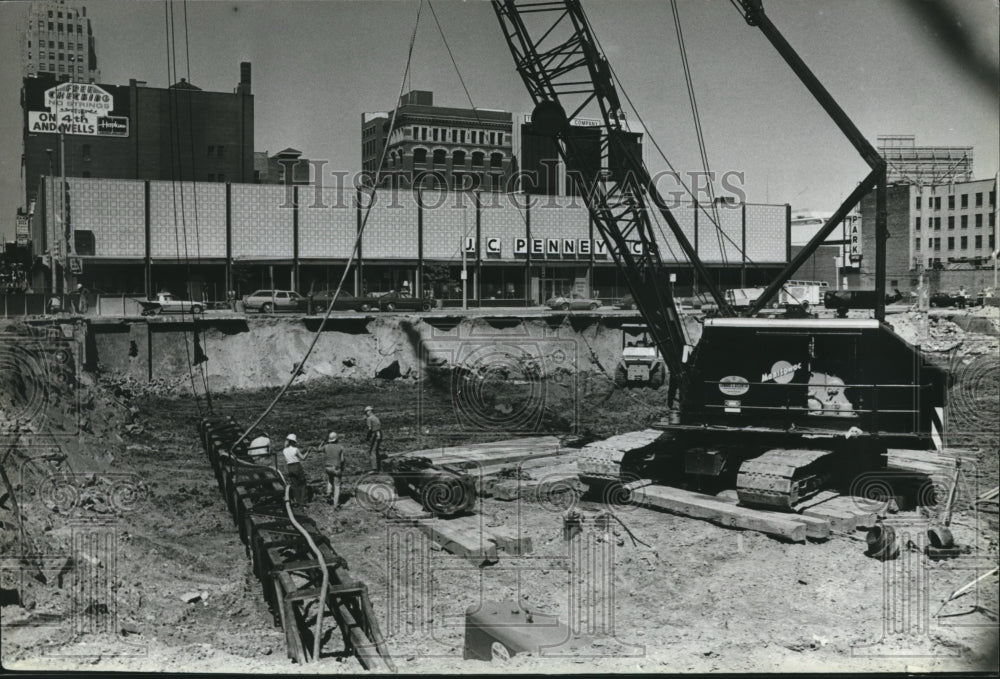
(286, 433, 297, 442)
(364, 405, 373, 413)
(328, 431, 338, 442)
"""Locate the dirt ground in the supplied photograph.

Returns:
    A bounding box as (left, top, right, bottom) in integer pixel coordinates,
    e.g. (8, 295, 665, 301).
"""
(2, 314, 998, 674)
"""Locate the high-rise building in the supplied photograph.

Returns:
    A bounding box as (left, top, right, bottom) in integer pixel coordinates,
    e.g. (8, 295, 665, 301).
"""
(878, 135, 973, 185)
(361, 90, 515, 191)
(19, 0, 101, 83)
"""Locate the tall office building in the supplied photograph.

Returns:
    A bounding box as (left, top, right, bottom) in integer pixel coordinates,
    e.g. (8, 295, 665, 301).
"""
(19, 0, 101, 83)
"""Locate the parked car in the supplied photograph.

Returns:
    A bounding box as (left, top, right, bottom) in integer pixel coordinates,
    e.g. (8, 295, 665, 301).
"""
(616, 293, 638, 310)
(545, 293, 601, 311)
(377, 291, 434, 312)
(139, 292, 205, 316)
(242, 289, 307, 313)
(308, 290, 383, 313)
(930, 291, 983, 308)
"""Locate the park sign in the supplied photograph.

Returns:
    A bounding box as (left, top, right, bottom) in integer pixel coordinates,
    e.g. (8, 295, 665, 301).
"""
(28, 82, 129, 137)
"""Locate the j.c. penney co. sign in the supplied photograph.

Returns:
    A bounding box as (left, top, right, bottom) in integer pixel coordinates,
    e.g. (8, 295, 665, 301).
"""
(464, 236, 645, 257)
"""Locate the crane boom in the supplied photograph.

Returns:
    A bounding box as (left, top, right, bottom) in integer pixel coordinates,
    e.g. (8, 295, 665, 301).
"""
(492, 1, 945, 511)
(492, 0, 733, 388)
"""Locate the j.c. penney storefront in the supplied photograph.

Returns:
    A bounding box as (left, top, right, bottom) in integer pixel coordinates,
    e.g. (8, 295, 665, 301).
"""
(33, 177, 791, 305)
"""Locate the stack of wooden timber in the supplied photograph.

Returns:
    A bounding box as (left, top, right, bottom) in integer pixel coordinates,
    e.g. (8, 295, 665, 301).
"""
(388, 436, 567, 473)
(355, 483, 532, 564)
(388, 436, 577, 498)
(626, 446, 965, 542)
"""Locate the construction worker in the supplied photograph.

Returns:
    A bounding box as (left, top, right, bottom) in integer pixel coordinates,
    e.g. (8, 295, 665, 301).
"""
(957, 286, 967, 310)
(364, 405, 383, 471)
(247, 429, 273, 467)
(323, 431, 345, 508)
(282, 433, 309, 507)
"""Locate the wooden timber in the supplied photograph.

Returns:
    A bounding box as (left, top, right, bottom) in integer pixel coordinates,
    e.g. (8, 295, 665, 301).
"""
(355, 483, 509, 563)
(635, 484, 814, 542)
(713, 489, 831, 539)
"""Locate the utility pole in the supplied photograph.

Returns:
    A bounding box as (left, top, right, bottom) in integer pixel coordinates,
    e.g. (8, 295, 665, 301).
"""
(60, 128, 68, 293)
(461, 238, 468, 310)
(45, 148, 57, 296)
(993, 171, 999, 296)
(461, 208, 469, 310)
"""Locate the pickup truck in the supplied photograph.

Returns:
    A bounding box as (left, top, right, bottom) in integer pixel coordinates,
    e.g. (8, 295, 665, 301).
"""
(139, 293, 206, 316)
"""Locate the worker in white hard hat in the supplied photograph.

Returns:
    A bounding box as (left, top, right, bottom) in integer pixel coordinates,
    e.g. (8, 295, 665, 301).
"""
(282, 433, 309, 507)
(364, 406, 383, 471)
(247, 429, 274, 468)
(323, 431, 345, 508)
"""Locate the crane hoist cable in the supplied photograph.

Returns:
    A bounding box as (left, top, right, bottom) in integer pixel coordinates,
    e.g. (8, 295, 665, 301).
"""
(163, 0, 203, 415)
(181, 0, 213, 408)
(669, 0, 727, 266)
(596, 21, 810, 306)
(579, 6, 812, 310)
(582, 10, 755, 266)
(227, 3, 424, 662)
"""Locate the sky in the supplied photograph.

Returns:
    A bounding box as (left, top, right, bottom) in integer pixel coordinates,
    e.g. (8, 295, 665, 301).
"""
(1, 0, 997, 243)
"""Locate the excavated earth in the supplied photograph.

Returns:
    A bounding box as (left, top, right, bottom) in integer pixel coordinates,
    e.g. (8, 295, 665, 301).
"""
(1, 310, 997, 674)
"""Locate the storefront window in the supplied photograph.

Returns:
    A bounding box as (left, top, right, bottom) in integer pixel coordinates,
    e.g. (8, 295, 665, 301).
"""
(480, 266, 526, 300)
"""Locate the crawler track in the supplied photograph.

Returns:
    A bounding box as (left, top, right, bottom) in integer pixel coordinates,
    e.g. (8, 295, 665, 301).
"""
(736, 448, 835, 511)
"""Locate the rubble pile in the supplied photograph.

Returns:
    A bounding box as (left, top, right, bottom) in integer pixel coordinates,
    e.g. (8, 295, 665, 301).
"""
(888, 311, 999, 355)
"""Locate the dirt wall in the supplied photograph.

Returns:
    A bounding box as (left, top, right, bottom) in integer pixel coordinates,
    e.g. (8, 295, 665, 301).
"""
(88, 314, 703, 394)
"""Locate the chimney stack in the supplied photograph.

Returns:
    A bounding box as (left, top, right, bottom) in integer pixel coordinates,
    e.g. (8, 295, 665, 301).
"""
(239, 62, 251, 95)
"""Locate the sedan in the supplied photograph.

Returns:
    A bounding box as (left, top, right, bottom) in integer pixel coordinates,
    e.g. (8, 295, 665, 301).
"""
(308, 290, 382, 313)
(242, 289, 307, 313)
(930, 292, 982, 308)
(377, 291, 434, 312)
(617, 293, 638, 310)
(545, 293, 601, 311)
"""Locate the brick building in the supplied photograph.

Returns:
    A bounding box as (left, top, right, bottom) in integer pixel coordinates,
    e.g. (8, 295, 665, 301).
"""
(857, 178, 998, 293)
(253, 148, 312, 185)
(361, 90, 515, 191)
(515, 115, 644, 197)
(22, 63, 254, 210)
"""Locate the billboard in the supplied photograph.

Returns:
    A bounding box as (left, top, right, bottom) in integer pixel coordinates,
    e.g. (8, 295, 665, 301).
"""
(25, 81, 130, 138)
(15, 214, 30, 245)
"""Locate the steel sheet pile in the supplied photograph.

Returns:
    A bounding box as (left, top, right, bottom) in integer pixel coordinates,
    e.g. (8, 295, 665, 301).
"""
(197, 416, 395, 671)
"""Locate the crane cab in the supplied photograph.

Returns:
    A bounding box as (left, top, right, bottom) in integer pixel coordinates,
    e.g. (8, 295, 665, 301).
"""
(684, 317, 946, 447)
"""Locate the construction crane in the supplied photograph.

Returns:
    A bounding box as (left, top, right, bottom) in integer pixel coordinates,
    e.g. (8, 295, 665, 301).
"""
(491, 0, 947, 509)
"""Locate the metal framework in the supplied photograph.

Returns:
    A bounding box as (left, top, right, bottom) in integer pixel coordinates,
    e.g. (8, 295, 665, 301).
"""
(734, 0, 888, 320)
(491, 0, 891, 370)
(492, 0, 732, 383)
